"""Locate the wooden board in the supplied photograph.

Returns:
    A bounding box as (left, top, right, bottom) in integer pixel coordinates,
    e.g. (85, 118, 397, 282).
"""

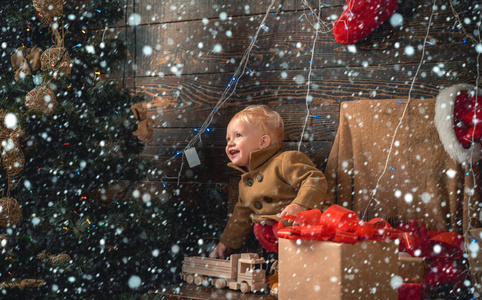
(134, 0, 341, 25)
(132, 2, 476, 77)
(130, 60, 477, 133)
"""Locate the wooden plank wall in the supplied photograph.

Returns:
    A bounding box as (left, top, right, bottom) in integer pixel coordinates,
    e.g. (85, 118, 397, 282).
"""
(107, 0, 479, 246)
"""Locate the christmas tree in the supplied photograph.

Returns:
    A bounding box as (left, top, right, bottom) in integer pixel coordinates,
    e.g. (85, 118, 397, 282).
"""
(0, 0, 194, 298)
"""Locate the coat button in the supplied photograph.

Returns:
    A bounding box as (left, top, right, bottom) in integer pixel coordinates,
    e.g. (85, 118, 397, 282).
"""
(254, 201, 263, 210)
(256, 174, 264, 182)
(263, 196, 273, 203)
(245, 178, 254, 186)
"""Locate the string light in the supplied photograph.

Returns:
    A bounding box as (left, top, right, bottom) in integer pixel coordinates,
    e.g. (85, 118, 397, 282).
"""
(151, 0, 277, 185)
(298, 0, 327, 152)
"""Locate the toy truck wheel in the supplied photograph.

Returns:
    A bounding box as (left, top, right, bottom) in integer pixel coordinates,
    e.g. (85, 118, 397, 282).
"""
(194, 275, 203, 286)
(240, 282, 250, 293)
(185, 274, 194, 284)
(214, 278, 226, 289)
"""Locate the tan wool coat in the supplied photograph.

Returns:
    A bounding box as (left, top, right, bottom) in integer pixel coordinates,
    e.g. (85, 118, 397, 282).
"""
(325, 99, 481, 234)
(220, 145, 330, 249)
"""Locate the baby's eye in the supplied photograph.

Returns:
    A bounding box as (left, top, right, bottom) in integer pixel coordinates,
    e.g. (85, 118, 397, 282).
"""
(236, 133, 242, 138)
(226, 137, 231, 142)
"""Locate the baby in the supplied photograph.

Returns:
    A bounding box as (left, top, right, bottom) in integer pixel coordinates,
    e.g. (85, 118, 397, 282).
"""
(210, 105, 330, 259)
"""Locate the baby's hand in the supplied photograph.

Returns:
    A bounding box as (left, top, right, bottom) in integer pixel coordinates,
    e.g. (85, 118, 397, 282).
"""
(279, 203, 309, 220)
(209, 242, 232, 259)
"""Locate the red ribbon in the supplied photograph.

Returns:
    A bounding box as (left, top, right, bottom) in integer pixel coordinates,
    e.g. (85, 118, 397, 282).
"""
(277, 204, 399, 243)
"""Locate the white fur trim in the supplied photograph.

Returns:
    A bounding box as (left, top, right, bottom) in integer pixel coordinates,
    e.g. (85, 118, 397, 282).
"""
(434, 83, 482, 163)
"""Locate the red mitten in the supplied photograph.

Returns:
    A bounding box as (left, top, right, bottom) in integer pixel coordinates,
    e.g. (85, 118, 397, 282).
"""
(333, 0, 398, 44)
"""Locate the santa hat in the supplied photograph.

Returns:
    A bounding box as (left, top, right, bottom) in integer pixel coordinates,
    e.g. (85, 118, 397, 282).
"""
(435, 83, 482, 163)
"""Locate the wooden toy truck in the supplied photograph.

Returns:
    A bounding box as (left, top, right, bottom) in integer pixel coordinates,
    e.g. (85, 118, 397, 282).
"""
(181, 253, 267, 293)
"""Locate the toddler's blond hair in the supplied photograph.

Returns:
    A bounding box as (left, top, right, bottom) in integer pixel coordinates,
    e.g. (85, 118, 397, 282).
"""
(231, 105, 284, 146)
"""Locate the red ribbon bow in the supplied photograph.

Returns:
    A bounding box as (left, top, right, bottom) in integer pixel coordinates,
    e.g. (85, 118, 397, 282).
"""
(396, 221, 465, 287)
(277, 204, 399, 243)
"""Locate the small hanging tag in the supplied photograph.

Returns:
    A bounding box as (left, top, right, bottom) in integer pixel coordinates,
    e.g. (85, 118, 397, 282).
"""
(185, 147, 201, 168)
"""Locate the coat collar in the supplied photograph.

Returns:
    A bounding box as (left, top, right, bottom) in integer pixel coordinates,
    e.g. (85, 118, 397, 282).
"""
(228, 144, 282, 173)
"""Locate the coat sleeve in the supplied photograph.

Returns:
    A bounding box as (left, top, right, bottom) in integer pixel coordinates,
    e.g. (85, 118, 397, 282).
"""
(280, 151, 331, 210)
(219, 197, 253, 249)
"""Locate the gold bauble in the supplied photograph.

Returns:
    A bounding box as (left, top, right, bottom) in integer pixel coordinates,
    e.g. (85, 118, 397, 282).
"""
(0, 197, 22, 228)
(33, 0, 65, 23)
(40, 46, 72, 77)
(25, 86, 58, 117)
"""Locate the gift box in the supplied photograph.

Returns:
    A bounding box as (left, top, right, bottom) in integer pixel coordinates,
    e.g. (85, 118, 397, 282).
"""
(277, 205, 400, 300)
(398, 254, 425, 283)
(396, 221, 466, 299)
(276, 205, 469, 299)
(278, 238, 398, 299)
(397, 255, 424, 300)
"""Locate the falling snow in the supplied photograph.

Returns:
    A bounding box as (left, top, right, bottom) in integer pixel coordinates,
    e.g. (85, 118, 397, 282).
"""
(0, 0, 480, 299)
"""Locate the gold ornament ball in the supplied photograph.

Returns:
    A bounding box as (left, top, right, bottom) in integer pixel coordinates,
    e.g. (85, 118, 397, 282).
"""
(25, 86, 58, 117)
(40, 46, 72, 77)
(0, 197, 22, 228)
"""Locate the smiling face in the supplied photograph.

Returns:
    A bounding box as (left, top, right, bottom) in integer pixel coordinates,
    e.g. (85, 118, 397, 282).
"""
(225, 118, 270, 169)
